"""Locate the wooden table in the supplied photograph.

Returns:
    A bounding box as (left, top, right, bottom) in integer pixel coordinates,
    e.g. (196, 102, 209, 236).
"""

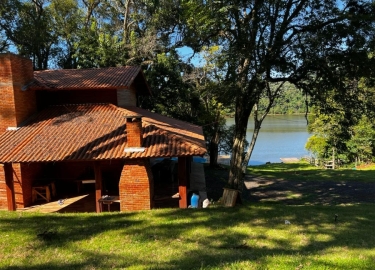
(98, 196, 120, 212)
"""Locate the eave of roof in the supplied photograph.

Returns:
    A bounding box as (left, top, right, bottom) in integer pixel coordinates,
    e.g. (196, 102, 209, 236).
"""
(0, 104, 206, 163)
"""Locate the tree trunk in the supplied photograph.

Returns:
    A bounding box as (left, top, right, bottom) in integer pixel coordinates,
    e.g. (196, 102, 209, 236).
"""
(228, 97, 253, 189)
(123, 0, 131, 43)
(209, 110, 221, 167)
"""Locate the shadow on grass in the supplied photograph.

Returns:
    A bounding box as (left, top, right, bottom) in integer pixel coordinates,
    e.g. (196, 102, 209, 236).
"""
(1, 203, 375, 269)
(246, 165, 374, 205)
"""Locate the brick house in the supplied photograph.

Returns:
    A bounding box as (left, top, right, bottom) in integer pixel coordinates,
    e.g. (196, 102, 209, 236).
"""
(0, 53, 206, 212)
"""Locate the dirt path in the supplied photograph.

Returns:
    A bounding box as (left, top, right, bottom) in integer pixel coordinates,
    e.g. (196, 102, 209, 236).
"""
(205, 167, 375, 205)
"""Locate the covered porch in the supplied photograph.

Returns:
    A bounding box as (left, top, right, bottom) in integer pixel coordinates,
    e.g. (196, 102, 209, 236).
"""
(10, 160, 206, 213)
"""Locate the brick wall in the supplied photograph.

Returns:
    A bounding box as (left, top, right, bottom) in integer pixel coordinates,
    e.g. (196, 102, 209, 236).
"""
(119, 159, 154, 211)
(117, 86, 137, 107)
(0, 53, 36, 133)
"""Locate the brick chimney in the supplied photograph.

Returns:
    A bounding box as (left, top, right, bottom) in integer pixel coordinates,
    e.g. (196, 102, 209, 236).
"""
(126, 116, 143, 148)
(0, 53, 36, 133)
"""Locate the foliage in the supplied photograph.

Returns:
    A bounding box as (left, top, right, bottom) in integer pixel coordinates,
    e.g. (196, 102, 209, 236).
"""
(305, 135, 328, 161)
(219, 124, 249, 156)
(307, 78, 375, 164)
(306, 112, 348, 159)
(346, 116, 375, 163)
(259, 83, 308, 115)
(73, 21, 127, 68)
(141, 51, 205, 123)
(0, 0, 59, 70)
(184, 46, 236, 166)
(0, 31, 9, 52)
(49, 0, 81, 68)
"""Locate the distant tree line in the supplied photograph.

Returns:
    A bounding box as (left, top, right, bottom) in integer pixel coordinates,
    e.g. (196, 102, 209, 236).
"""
(258, 83, 308, 115)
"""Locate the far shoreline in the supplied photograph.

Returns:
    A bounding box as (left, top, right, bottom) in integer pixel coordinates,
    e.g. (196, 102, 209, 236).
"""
(204, 155, 303, 166)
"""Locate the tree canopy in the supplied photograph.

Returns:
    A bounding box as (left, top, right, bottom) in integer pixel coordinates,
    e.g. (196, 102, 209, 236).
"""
(179, 0, 375, 188)
(1, 0, 375, 190)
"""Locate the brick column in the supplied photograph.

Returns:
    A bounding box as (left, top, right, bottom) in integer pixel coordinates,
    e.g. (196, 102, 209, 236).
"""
(126, 116, 143, 147)
(0, 163, 42, 209)
(0, 164, 16, 210)
(119, 159, 154, 211)
(0, 53, 36, 133)
(0, 163, 34, 210)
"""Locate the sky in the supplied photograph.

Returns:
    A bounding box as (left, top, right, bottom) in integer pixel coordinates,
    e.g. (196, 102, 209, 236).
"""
(176, 46, 204, 67)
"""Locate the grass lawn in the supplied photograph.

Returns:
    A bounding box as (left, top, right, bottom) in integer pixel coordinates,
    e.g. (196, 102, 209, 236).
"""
(1, 162, 375, 269)
(247, 161, 375, 182)
(1, 204, 375, 269)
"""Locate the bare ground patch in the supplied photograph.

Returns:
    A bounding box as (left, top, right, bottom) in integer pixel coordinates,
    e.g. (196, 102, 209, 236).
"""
(205, 166, 375, 205)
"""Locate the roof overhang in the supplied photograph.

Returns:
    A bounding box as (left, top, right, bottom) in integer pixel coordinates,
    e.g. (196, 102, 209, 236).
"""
(28, 66, 151, 96)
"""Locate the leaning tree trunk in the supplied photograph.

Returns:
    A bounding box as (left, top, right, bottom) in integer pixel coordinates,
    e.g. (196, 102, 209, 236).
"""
(122, 0, 131, 44)
(242, 118, 261, 173)
(228, 98, 253, 190)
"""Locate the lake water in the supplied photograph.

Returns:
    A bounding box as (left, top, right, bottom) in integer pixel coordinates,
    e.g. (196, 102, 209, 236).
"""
(225, 115, 311, 165)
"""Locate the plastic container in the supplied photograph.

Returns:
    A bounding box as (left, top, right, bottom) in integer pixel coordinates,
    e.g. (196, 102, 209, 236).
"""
(190, 193, 199, 208)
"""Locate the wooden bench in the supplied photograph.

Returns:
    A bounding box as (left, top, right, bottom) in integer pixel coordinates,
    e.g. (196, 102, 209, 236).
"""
(324, 161, 334, 169)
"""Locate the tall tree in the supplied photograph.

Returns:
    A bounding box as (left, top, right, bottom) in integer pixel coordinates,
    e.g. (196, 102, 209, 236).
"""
(181, 0, 375, 189)
(183, 46, 233, 167)
(0, 0, 59, 70)
(49, 0, 82, 68)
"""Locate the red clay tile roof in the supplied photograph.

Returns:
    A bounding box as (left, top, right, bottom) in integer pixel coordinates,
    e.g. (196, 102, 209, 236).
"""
(30, 66, 151, 95)
(0, 104, 206, 163)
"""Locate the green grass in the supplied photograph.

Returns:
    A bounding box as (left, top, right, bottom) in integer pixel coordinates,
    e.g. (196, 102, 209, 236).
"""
(247, 161, 375, 183)
(1, 162, 375, 269)
(1, 203, 375, 269)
